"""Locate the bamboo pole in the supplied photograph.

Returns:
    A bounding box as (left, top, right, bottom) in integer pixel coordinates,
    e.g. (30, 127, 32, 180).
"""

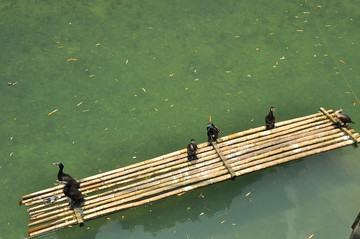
(231, 135, 351, 172)
(227, 132, 348, 169)
(220, 123, 336, 157)
(224, 129, 344, 161)
(218, 115, 333, 148)
(211, 142, 236, 178)
(235, 138, 355, 176)
(217, 111, 333, 143)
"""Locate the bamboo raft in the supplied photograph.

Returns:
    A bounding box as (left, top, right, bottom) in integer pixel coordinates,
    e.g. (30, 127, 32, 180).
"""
(19, 107, 359, 238)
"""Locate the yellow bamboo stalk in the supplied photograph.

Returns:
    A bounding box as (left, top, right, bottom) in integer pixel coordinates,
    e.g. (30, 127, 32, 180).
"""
(219, 114, 333, 148)
(221, 123, 336, 157)
(235, 138, 355, 175)
(225, 129, 344, 161)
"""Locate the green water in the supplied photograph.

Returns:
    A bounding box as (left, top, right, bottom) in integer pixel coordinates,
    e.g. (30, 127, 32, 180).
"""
(1, 0, 360, 238)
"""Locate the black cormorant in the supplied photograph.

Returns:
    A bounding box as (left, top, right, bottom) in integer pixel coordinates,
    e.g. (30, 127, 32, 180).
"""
(53, 162, 79, 188)
(335, 107, 355, 126)
(207, 123, 222, 144)
(187, 139, 198, 161)
(59, 180, 85, 216)
(265, 107, 276, 130)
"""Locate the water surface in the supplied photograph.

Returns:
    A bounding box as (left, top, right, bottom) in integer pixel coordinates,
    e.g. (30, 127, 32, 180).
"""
(1, 0, 359, 238)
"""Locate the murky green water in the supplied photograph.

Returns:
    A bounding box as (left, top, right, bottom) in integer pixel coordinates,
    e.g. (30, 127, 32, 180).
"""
(1, 0, 359, 238)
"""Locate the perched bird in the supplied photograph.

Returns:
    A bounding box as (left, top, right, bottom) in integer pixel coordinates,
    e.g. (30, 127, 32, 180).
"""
(207, 123, 223, 144)
(187, 139, 198, 161)
(59, 180, 85, 216)
(335, 107, 355, 126)
(265, 107, 276, 130)
(52, 162, 79, 188)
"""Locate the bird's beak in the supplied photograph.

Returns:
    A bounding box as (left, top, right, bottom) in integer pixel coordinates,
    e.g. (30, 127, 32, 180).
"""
(209, 115, 212, 122)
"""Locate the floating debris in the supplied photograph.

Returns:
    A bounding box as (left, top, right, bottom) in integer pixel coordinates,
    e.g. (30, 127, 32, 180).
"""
(8, 82, 18, 86)
(48, 109, 58, 116)
(66, 58, 78, 62)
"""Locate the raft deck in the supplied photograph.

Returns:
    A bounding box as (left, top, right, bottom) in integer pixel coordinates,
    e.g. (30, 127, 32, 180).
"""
(19, 107, 360, 238)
